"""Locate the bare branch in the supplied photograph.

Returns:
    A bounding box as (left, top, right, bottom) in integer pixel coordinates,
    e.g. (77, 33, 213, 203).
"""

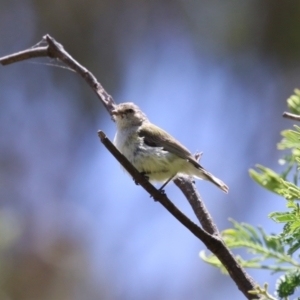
(0, 47, 49, 65)
(283, 111, 300, 122)
(174, 177, 218, 235)
(1, 35, 258, 299)
(175, 152, 218, 235)
(0, 35, 116, 114)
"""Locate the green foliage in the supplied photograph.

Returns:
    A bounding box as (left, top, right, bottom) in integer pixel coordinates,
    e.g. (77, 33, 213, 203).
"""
(276, 270, 300, 299)
(249, 165, 288, 195)
(287, 89, 300, 115)
(200, 90, 300, 300)
(200, 219, 298, 273)
(249, 283, 278, 300)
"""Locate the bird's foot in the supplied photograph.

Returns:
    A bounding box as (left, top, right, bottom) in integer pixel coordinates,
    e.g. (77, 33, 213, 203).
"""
(157, 187, 166, 195)
(150, 188, 166, 202)
(134, 172, 149, 185)
(140, 172, 150, 180)
(158, 188, 166, 195)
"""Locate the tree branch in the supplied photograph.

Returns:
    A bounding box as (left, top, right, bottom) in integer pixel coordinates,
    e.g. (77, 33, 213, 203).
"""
(174, 177, 219, 235)
(0, 35, 116, 114)
(0, 35, 259, 299)
(0, 47, 49, 64)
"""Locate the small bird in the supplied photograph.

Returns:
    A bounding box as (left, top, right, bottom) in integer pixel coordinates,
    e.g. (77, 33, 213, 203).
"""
(112, 102, 229, 193)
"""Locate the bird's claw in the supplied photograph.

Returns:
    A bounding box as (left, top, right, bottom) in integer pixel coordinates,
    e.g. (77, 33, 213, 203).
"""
(150, 188, 166, 202)
(134, 172, 149, 185)
(158, 188, 166, 195)
(140, 172, 149, 181)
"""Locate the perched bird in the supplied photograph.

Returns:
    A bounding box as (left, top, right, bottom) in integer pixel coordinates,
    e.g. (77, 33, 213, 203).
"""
(112, 102, 228, 193)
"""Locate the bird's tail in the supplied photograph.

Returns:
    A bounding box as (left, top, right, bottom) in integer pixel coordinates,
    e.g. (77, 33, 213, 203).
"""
(198, 168, 229, 193)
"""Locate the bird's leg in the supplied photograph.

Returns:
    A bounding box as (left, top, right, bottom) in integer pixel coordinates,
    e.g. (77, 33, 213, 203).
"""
(158, 175, 176, 193)
(134, 172, 149, 185)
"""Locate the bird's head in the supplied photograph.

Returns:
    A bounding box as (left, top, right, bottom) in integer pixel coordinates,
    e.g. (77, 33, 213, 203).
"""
(111, 102, 148, 129)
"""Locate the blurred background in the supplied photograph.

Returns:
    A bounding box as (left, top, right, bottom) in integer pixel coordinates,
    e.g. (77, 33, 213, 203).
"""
(0, 1, 300, 299)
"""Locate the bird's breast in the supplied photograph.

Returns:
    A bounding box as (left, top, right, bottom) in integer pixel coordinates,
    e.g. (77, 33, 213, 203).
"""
(114, 128, 140, 161)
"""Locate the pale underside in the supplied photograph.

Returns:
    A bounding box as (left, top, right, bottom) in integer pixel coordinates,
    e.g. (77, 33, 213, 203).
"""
(114, 129, 205, 182)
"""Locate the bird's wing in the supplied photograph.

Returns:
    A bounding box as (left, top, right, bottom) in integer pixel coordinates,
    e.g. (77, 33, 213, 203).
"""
(138, 123, 201, 168)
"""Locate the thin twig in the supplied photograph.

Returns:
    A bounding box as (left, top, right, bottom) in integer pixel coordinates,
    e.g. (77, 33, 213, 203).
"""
(0, 47, 49, 65)
(0, 35, 116, 114)
(282, 112, 300, 122)
(174, 152, 218, 235)
(174, 177, 218, 235)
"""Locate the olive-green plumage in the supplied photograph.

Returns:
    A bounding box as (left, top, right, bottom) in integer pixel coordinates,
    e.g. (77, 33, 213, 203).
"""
(112, 102, 229, 193)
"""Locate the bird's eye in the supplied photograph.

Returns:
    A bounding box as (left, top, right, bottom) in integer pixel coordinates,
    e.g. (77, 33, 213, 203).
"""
(125, 108, 134, 113)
